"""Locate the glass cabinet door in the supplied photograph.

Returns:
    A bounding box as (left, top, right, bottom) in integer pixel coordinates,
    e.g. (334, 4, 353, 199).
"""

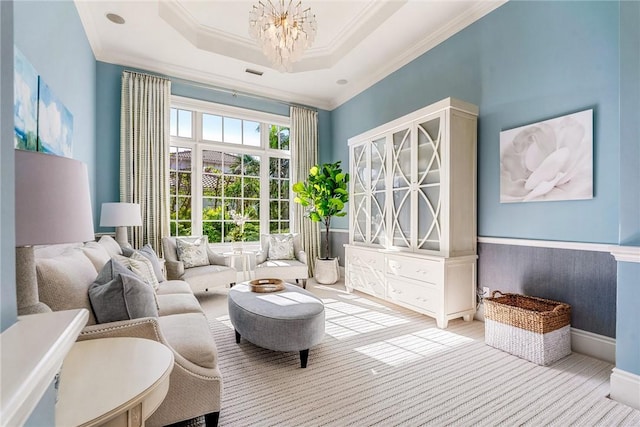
(351, 144, 367, 243)
(351, 138, 387, 246)
(370, 137, 386, 245)
(416, 113, 443, 251)
(390, 127, 412, 248)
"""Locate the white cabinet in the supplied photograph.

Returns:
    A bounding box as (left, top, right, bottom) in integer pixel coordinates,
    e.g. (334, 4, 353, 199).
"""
(345, 98, 478, 328)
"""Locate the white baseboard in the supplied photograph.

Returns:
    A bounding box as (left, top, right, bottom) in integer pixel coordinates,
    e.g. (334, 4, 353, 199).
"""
(610, 368, 640, 410)
(570, 328, 616, 363)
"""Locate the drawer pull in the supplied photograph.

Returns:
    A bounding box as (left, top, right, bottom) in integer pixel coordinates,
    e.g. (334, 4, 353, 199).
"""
(416, 269, 429, 275)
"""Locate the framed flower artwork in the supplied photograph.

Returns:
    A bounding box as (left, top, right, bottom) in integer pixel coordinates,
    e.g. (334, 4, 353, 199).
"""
(499, 109, 593, 203)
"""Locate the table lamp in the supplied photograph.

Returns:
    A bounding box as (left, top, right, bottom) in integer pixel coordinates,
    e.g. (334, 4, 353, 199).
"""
(14, 150, 96, 313)
(99, 202, 142, 247)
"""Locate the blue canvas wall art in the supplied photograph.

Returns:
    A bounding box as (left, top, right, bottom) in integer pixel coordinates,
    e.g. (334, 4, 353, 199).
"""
(37, 79, 73, 158)
(14, 47, 39, 151)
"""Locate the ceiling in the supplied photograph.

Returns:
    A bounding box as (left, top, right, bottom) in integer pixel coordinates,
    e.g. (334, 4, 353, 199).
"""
(75, 0, 506, 110)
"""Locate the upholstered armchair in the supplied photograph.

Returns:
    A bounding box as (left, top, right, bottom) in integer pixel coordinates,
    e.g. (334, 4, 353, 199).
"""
(162, 236, 237, 293)
(254, 234, 309, 288)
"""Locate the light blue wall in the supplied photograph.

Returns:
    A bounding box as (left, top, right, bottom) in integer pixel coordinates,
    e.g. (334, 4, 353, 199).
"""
(619, 0, 640, 246)
(9, 1, 95, 423)
(1, 0, 16, 332)
(331, 1, 620, 243)
(616, 262, 640, 374)
(615, 0, 640, 376)
(95, 61, 331, 231)
(14, 0, 97, 226)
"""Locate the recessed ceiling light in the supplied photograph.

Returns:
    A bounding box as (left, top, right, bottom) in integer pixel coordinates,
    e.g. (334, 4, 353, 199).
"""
(336, 79, 348, 85)
(106, 13, 125, 25)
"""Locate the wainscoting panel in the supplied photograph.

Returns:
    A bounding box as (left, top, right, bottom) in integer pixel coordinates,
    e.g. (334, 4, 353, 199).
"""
(478, 242, 616, 338)
(326, 230, 349, 266)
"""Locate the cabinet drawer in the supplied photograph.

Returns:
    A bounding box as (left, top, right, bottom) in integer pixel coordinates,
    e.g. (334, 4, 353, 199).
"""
(348, 249, 384, 272)
(387, 278, 439, 313)
(348, 264, 385, 298)
(386, 255, 443, 284)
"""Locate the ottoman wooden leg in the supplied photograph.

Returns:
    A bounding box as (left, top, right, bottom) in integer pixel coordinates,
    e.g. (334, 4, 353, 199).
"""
(300, 349, 309, 368)
(235, 330, 241, 344)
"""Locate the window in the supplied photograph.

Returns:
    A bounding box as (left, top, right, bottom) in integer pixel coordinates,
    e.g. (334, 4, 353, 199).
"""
(169, 97, 291, 244)
(169, 146, 192, 236)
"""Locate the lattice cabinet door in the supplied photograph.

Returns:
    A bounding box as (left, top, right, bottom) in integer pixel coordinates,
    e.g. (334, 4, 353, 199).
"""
(390, 126, 412, 249)
(351, 143, 368, 244)
(350, 137, 387, 246)
(416, 112, 444, 252)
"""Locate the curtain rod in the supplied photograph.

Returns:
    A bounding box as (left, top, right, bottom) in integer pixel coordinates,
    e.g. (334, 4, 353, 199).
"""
(166, 74, 317, 112)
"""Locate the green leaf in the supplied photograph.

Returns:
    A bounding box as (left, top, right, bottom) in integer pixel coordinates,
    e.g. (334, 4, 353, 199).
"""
(292, 182, 305, 193)
(310, 166, 319, 176)
(309, 212, 321, 222)
(335, 173, 345, 182)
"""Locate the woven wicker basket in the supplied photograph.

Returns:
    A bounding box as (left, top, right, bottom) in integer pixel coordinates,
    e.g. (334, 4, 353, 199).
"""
(484, 291, 571, 365)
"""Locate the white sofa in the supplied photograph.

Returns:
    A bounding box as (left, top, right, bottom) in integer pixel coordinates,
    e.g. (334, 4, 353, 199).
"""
(16, 238, 222, 427)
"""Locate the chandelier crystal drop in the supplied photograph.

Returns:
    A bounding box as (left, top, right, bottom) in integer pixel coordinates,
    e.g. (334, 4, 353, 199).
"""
(249, 0, 317, 72)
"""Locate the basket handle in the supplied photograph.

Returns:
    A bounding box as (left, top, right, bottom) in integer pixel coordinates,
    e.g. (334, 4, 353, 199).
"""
(491, 290, 505, 298)
(553, 304, 569, 312)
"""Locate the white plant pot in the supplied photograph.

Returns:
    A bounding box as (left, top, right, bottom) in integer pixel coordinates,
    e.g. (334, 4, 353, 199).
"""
(314, 258, 339, 285)
(231, 241, 243, 254)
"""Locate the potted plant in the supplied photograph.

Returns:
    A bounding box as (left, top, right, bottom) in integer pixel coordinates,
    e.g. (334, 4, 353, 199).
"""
(293, 161, 349, 284)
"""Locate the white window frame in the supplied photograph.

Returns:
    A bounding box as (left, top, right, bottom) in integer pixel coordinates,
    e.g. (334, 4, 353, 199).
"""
(169, 96, 292, 249)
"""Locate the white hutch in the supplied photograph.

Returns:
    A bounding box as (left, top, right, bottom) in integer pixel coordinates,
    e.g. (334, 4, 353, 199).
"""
(345, 97, 478, 328)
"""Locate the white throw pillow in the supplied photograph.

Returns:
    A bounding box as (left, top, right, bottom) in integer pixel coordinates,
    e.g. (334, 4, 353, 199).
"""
(97, 235, 123, 257)
(176, 236, 210, 268)
(268, 234, 295, 260)
(114, 253, 160, 291)
(81, 241, 111, 271)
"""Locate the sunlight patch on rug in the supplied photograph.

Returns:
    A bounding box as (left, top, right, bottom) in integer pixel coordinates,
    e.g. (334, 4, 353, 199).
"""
(355, 328, 474, 366)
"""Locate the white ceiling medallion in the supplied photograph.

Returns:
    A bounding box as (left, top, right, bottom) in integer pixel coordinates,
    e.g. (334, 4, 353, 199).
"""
(249, 0, 317, 72)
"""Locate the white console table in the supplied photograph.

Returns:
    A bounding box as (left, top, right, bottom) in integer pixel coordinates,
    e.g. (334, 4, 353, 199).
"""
(56, 337, 174, 427)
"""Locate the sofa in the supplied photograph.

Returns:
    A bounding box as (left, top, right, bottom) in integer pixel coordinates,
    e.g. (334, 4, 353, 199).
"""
(16, 236, 222, 427)
(162, 236, 237, 292)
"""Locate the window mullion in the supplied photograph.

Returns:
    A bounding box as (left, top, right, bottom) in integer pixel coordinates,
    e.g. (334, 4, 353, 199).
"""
(193, 145, 202, 238)
(261, 123, 272, 235)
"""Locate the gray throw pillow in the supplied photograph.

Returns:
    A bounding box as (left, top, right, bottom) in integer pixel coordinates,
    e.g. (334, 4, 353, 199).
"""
(121, 246, 135, 257)
(95, 258, 132, 285)
(89, 273, 158, 324)
(138, 244, 165, 282)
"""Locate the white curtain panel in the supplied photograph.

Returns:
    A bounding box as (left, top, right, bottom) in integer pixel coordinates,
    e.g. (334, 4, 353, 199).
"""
(120, 71, 171, 254)
(290, 106, 320, 275)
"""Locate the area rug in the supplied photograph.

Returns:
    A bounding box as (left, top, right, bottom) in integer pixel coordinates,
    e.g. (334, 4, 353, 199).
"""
(190, 282, 640, 426)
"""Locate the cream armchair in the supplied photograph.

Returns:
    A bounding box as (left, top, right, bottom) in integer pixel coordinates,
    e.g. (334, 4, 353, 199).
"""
(162, 236, 237, 293)
(254, 234, 309, 288)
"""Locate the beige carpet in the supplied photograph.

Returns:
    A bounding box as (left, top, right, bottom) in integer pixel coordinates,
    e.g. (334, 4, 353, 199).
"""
(193, 280, 640, 427)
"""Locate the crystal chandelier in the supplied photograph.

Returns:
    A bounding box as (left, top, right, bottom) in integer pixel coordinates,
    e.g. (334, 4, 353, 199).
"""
(249, 0, 317, 72)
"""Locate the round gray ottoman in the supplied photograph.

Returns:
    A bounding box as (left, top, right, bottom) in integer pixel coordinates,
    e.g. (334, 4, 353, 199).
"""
(228, 282, 325, 368)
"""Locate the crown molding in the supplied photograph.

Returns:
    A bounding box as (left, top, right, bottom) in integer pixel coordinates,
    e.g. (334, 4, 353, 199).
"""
(328, 0, 508, 110)
(74, 0, 104, 60)
(95, 50, 334, 110)
(158, 0, 406, 73)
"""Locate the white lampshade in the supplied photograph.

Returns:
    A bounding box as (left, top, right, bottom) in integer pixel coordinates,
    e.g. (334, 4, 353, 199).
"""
(100, 202, 142, 247)
(99, 203, 142, 227)
(15, 150, 95, 246)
